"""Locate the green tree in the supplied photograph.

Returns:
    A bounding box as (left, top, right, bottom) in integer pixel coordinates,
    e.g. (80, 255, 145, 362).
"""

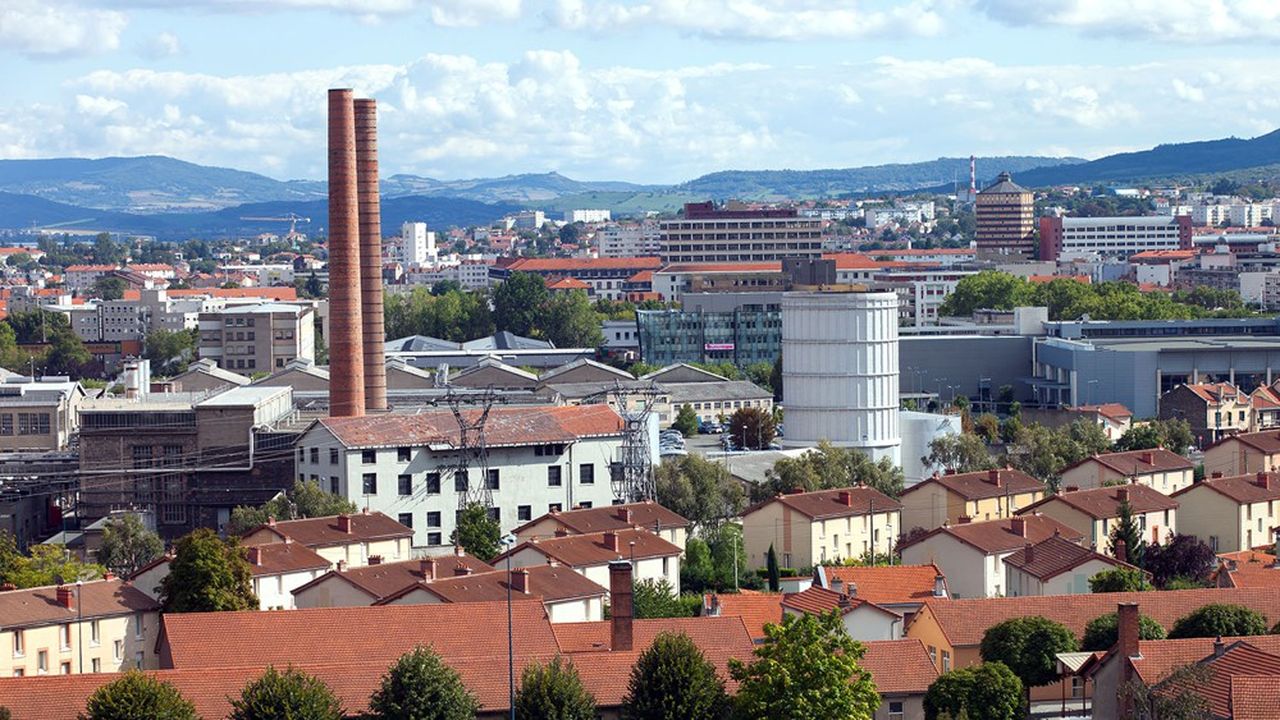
(672, 404, 699, 437)
(1114, 419, 1196, 455)
(80, 670, 198, 720)
(1110, 497, 1147, 567)
(44, 331, 93, 378)
(972, 414, 1000, 444)
(766, 544, 780, 592)
(158, 528, 257, 613)
(633, 578, 692, 619)
(143, 329, 198, 376)
(728, 407, 775, 450)
(225, 480, 358, 536)
(541, 290, 604, 348)
(731, 611, 880, 720)
(1081, 612, 1166, 651)
(228, 666, 343, 720)
(654, 455, 745, 529)
(979, 616, 1077, 699)
(1145, 535, 1216, 589)
(1168, 603, 1268, 639)
(1003, 421, 1106, 489)
(451, 502, 501, 561)
(369, 646, 479, 720)
(757, 441, 905, 502)
(304, 270, 324, 298)
(769, 355, 783, 401)
(1089, 567, 1152, 593)
(97, 514, 163, 577)
(680, 523, 754, 594)
(923, 662, 1024, 720)
(743, 361, 773, 393)
(622, 632, 729, 720)
(493, 272, 549, 337)
(516, 656, 596, 720)
(1, 541, 104, 589)
(91, 276, 127, 301)
(939, 271, 1034, 316)
(922, 433, 997, 474)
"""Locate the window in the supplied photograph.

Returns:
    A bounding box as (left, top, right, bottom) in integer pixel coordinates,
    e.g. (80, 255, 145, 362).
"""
(330, 476, 340, 495)
(518, 505, 532, 521)
(37, 650, 47, 674)
(90, 620, 100, 646)
(0, 415, 11, 436)
(11, 669, 22, 677)
(580, 502, 592, 509)
(888, 701, 904, 720)
(398, 474, 412, 496)
(398, 513, 413, 529)
(455, 470, 469, 492)
(580, 463, 594, 485)
(927, 645, 937, 664)
(427, 511, 441, 527)
(135, 612, 145, 639)
(488, 507, 500, 522)
(486, 468, 500, 491)
(427, 532, 443, 546)
(547, 466, 562, 487)
(309, 447, 319, 464)
(426, 473, 441, 494)
(362, 473, 377, 495)
(1071, 676, 1085, 699)
(329, 448, 339, 465)
(114, 640, 123, 661)
(549, 503, 562, 513)
(12, 629, 22, 657)
(361, 449, 377, 464)
(397, 447, 411, 462)
(941, 650, 951, 673)
(60, 623, 71, 650)
(60, 662, 71, 675)
(91, 658, 100, 673)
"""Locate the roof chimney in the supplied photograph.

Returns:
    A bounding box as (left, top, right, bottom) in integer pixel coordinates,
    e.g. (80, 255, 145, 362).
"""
(1010, 517, 1026, 537)
(554, 529, 569, 538)
(1212, 471, 1223, 478)
(988, 468, 1001, 486)
(830, 577, 843, 594)
(1213, 635, 1225, 658)
(454, 545, 466, 557)
(420, 558, 437, 581)
(1024, 541, 1035, 564)
(933, 574, 947, 598)
(837, 489, 853, 506)
(337, 514, 353, 533)
(1116, 487, 1130, 503)
(454, 565, 473, 577)
(1257, 472, 1271, 489)
(609, 560, 633, 651)
(1065, 485, 1080, 493)
(958, 515, 972, 524)
(604, 531, 620, 552)
(511, 568, 530, 594)
(326, 87, 366, 418)
(1140, 451, 1154, 465)
(56, 585, 74, 610)
(1114, 538, 1128, 564)
(247, 546, 261, 566)
(336, 560, 347, 572)
(615, 507, 632, 523)
(1117, 602, 1141, 659)
(368, 555, 382, 566)
(0, 583, 15, 592)
(267, 515, 276, 527)
(354, 97, 387, 413)
(704, 594, 721, 617)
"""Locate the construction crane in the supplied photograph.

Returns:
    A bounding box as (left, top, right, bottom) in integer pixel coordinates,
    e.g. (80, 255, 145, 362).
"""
(238, 213, 311, 237)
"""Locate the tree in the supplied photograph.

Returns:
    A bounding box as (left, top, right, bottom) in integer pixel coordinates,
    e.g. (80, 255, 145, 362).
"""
(672, 404, 699, 437)
(1089, 567, 1152, 593)
(1114, 418, 1196, 455)
(730, 611, 880, 720)
(924, 662, 1024, 720)
(728, 407, 775, 450)
(158, 528, 257, 613)
(91, 276, 127, 301)
(1145, 535, 1216, 589)
(973, 414, 1000, 444)
(143, 329, 198, 376)
(304, 270, 324, 298)
(81, 670, 198, 720)
(369, 646, 479, 720)
(1119, 662, 1212, 720)
(515, 656, 596, 720)
(769, 355, 783, 401)
(1081, 612, 1166, 651)
(742, 361, 773, 393)
(97, 514, 163, 577)
(229, 666, 343, 720)
(225, 480, 358, 536)
(0, 538, 104, 589)
(654, 455, 744, 529)
(541, 290, 604, 348)
(922, 433, 997, 474)
(622, 632, 730, 720)
(451, 502, 501, 561)
(756, 441, 905, 502)
(632, 578, 692, 619)
(1003, 421, 1106, 489)
(1168, 603, 1268, 639)
(493, 272, 549, 337)
(939, 271, 1034, 317)
(680, 523, 755, 594)
(44, 331, 93, 378)
(1109, 497, 1147, 568)
(766, 544, 781, 592)
(979, 616, 1077, 699)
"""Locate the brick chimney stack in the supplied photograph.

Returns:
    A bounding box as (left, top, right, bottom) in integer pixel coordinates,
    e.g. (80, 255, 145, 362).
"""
(1024, 541, 1035, 564)
(1140, 451, 1154, 465)
(1115, 538, 1128, 564)
(609, 560, 633, 651)
(326, 88, 365, 417)
(604, 531, 620, 552)
(56, 585, 74, 610)
(454, 565, 474, 577)
(247, 546, 261, 566)
(1117, 602, 1140, 658)
(988, 468, 1001, 486)
(1257, 472, 1270, 489)
(615, 507, 632, 523)
(337, 514, 353, 533)
(353, 98, 386, 413)
(511, 568, 530, 594)
(420, 558, 437, 581)
(837, 489, 853, 506)
(1010, 517, 1026, 537)
(1117, 487, 1130, 503)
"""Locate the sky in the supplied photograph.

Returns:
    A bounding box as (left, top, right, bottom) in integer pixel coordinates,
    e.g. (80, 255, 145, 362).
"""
(2, 0, 1279, 184)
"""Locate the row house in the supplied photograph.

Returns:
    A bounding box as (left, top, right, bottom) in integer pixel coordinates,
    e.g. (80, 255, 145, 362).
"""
(899, 467, 1045, 532)
(1159, 382, 1256, 447)
(1059, 447, 1194, 494)
(1018, 484, 1179, 550)
(512, 501, 689, 551)
(741, 486, 902, 570)
(1172, 471, 1280, 553)
(1003, 534, 1138, 597)
(495, 527, 683, 594)
(1204, 428, 1280, 476)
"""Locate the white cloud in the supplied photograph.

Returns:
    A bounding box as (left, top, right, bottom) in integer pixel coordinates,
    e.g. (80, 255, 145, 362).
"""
(0, 0, 126, 58)
(1172, 78, 1205, 103)
(978, 0, 1280, 43)
(107, 0, 522, 24)
(140, 31, 183, 59)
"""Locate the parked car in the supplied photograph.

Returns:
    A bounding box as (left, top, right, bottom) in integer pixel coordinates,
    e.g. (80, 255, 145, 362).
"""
(659, 446, 688, 458)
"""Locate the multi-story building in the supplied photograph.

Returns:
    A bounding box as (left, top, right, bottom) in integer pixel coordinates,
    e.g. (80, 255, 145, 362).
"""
(899, 468, 1045, 532)
(57, 289, 222, 345)
(636, 301, 780, 368)
(596, 222, 661, 258)
(217, 264, 295, 286)
(975, 172, 1035, 259)
(563, 209, 611, 224)
(1192, 203, 1230, 226)
(1172, 472, 1280, 553)
(63, 265, 118, 291)
(0, 376, 85, 452)
(1038, 215, 1193, 261)
(1158, 382, 1253, 446)
(402, 260, 492, 290)
(742, 487, 901, 569)
(291, 404, 635, 549)
(659, 202, 822, 265)
(197, 302, 315, 373)
(512, 210, 546, 230)
(391, 222, 437, 267)
(491, 257, 661, 301)
(1230, 203, 1273, 227)
(1018, 484, 1178, 549)
(1059, 448, 1195, 494)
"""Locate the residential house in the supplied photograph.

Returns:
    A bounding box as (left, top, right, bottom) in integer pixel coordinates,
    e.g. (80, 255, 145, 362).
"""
(1172, 471, 1280, 553)
(899, 515, 1085, 598)
(496, 528, 682, 593)
(293, 405, 630, 548)
(1018, 484, 1178, 550)
(291, 550, 495, 608)
(1251, 384, 1280, 431)
(741, 487, 902, 570)
(1058, 448, 1194, 494)
(780, 585, 903, 640)
(1066, 403, 1134, 439)
(1003, 533, 1140, 596)
(131, 541, 331, 611)
(814, 564, 948, 625)
(898, 468, 1045, 532)
(1203, 429, 1280, 476)
(0, 579, 160, 677)
(1158, 382, 1251, 447)
(241, 511, 413, 568)
(1215, 549, 1280, 589)
(512, 501, 690, 551)
(376, 564, 609, 623)
(860, 639, 939, 720)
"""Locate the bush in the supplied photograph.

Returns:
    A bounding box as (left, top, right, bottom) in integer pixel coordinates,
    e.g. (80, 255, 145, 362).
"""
(515, 656, 596, 720)
(1081, 612, 1166, 651)
(81, 670, 197, 720)
(1088, 567, 1152, 593)
(924, 662, 1023, 720)
(228, 666, 343, 720)
(1168, 603, 1268, 639)
(979, 616, 1077, 691)
(368, 646, 479, 720)
(673, 405, 699, 437)
(622, 632, 729, 720)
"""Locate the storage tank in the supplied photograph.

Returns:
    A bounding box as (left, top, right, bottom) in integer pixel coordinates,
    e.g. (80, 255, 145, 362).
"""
(781, 290, 901, 465)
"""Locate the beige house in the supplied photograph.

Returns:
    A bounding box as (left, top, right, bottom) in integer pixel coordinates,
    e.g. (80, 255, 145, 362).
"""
(1203, 429, 1280, 476)
(0, 579, 160, 677)
(1066, 403, 1133, 440)
(1018, 484, 1178, 550)
(1171, 471, 1280, 553)
(742, 487, 901, 570)
(0, 377, 85, 452)
(512, 501, 689, 551)
(1003, 534, 1139, 596)
(495, 528, 682, 593)
(292, 551, 495, 608)
(241, 511, 413, 568)
(862, 640, 938, 720)
(1158, 382, 1251, 447)
(1059, 448, 1193, 494)
(899, 468, 1045, 532)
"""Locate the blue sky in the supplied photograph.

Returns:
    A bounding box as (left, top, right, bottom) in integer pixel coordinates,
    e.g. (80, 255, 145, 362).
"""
(2, 1, 1278, 184)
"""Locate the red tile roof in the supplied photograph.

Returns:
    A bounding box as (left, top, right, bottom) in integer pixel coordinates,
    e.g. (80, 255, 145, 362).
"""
(704, 592, 784, 641)
(1172, 472, 1280, 505)
(1185, 642, 1280, 718)
(317, 404, 624, 449)
(551, 616, 752, 655)
(1002, 534, 1132, 581)
(743, 486, 902, 521)
(780, 586, 899, 619)
(244, 542, 331, 576)
(294, 552, 496, 600)
(1020, 483, 1178, 520)
(1251, 385, 1280, 411)
(860, 639, 939, 696)
(1070, 403, 1134, 421)
(243, 511, 412, 548)
(375, 565, 607, 605)
(824, 252, 880, 270)
(546, 276, 591, 290)
(1229, 674, 1280, 720)
(0, 579, 158, 630)
(1068, 448, 1192, 476)
(497, 528, 681, 568)
(822, 564, 947, 606)
(901, 515, 1085, 555)
(1185, 382, 1244, 406)
(1211, 429, 1280, 455)
(513, 501, 689, 537)
(507, 257, 663, 272)
(900, 468, 1044, 502)
(1215, 551, 1280, 589)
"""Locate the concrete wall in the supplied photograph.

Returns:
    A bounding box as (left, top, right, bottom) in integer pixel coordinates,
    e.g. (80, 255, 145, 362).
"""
(899, 335, 1034, 402)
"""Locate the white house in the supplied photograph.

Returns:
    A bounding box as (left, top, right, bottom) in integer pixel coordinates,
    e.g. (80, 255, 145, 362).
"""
(130, 541, 331, 611)
(1018, 484, 1179, 550)
(376, 564, 608, 623)
(780, 585, 903, 641)
(292, 405, 633, 549)
(1003, 534, 1140, 597)
(291, 551, 495, 609)
(495, 527, 682, 594)
(512, 501, 690, 551)
(240, 512, 414, 568)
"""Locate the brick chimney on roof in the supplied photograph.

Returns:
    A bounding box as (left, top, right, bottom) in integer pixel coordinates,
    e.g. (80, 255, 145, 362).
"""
(56, 585, 74, 610)
(1023, 541, 1035, 564)
(958, 515, 972, 524)
(511, 568, 530, 594)
(1117, 602, 1140, 659)
(337, 560, 347, 572)
(337, 514, 353, 533)
(1140, 451, 1154, 465)
(1257, 472, 1270, 489)
(247, 546, 261, 566)
(554, 529, 569, 538)
(837, 489, 853, 506)
(454, 545, 465, 557)
(267, 516, 276, 527)
(368, 555, 382, 566)
(615, 507, 632, 522)
(1114, 538, 1128, 564)
(454, 565, 473, 577)
(604, 531, 620, 552)
(609, 560, 633, 651)
(1010, 517, 1026, 537)
(1212, 471, 1224, 478)
(1116, 487, 1130, 503)
(988, 469, 1001, 486)
(420, 558, 437, 581)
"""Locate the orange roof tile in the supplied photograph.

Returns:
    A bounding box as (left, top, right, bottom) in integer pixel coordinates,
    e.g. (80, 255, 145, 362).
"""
(1070, 403, 1134, 421)
(551, 616, 752, 655)
(901, 468, 1044, 502)
(780, 586, 899, 619)
(1066, 447, 1193, 477)
(1021, 483, 1177, 519)
(513, 501, 689, 538)
(294, 552, 496, 600)
(1230, 674, 1280, 720)
(244, 542, 330, 576)
(1003, 534, 1133, 581)
(0, 579, 157, 629)
(902, 515, 1085, 555)
(743, 486, 901, 522)
(860, 639, 939, 696)
(1210, 429, 1280, 455)
(375, 565, 606, 605)
(705, 592, 784, 641)
(497, 528, 681, 568)
(242, 511, 412, 548)
(822, 564, 947, 606)
(317, 405, 624, 450)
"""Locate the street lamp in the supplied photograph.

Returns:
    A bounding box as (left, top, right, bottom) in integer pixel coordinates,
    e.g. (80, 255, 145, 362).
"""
(500, 533, 517, 720)
(76, 579, 83, 674)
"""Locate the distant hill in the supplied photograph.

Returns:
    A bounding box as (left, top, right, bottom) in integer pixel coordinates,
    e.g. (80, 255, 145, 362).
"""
(1012, 130, 1280, 187)
(381, 171, 655, 205)
(678, 156, 1084, 199)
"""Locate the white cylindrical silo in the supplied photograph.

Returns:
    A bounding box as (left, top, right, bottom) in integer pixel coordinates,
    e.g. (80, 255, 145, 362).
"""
(781, 290, 901, 465)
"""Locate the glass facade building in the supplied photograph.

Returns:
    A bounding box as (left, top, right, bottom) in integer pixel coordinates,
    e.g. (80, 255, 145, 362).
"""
(636, 308, 781, 368)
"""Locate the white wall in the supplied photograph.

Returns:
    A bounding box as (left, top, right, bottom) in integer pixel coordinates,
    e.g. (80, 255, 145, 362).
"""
(901, 535, 992, 599)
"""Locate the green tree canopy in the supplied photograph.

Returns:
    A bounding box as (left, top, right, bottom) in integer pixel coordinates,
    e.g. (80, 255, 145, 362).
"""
(632, 578, 694, 619)
(143, 329, 198, 376)
(225, 480, 358, 536)
(541, 290, 605, 348)
(81, 670, 198, 720)
(979, 616, 1078, 693)
(1089, 567, 1152, 593)
(97, 514, 163, 578)
(228, 666, 343, 720)
(672, 404, 699, 437)
(757, 441, 905, 501)
(1114, 419, 1196, 455)
(923, 662, 1024, 720)
(654, 454, 745, 529)
(451, 502, 501, 562)
(1003, 420, 1110, 488)
(383, 286, 494, 343)
(1081, 612, 1166, 651)
(680, 523, 756, 594)
(1109, 497, 1147, 568)
(730, 611, 880, 720)
(158, 528, 257, 613)
(368, 646, 479, 720)
(1145, 535, 1216, 589)
(1168, 603, 1268, 639)
(0, 532, 104, 589)
(493, 272, 549, 337)
(91, 276, 127, 301)
(922, 433, 997, 474)
(728, 407, 776, 450)
(621, 632, 730, 720)
(515, 656, 596, 720)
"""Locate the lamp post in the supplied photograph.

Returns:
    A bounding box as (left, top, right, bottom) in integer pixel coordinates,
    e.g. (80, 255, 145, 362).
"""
(500, 533, 517, 720)
(76, 579, 83, 674)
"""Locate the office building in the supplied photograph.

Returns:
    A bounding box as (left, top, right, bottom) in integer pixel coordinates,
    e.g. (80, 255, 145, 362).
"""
(1038, 215, 1193, 261)
(197, 303, 316, 373)
(659, 202, 822, 265)
(597, 222, 661, 258)
(975, 172, 1035, 258)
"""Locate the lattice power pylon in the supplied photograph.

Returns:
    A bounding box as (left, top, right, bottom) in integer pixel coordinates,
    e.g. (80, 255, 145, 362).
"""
(596, 381, 663, 503)
(445, 387, 497, 509)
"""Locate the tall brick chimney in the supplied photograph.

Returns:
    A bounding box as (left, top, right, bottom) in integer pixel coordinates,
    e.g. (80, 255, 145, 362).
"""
(604, 531, 620, 552)
(56, 585, 75, 610)
(247, 546, 261, 566)
(326, 88, 365, 417)
(337, 514, 353, 533)
(609, 560, 633, 651)
(1117, 602, 1140, 658)
(511, 568, 530, 594)
(353, 98, 386, 413)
